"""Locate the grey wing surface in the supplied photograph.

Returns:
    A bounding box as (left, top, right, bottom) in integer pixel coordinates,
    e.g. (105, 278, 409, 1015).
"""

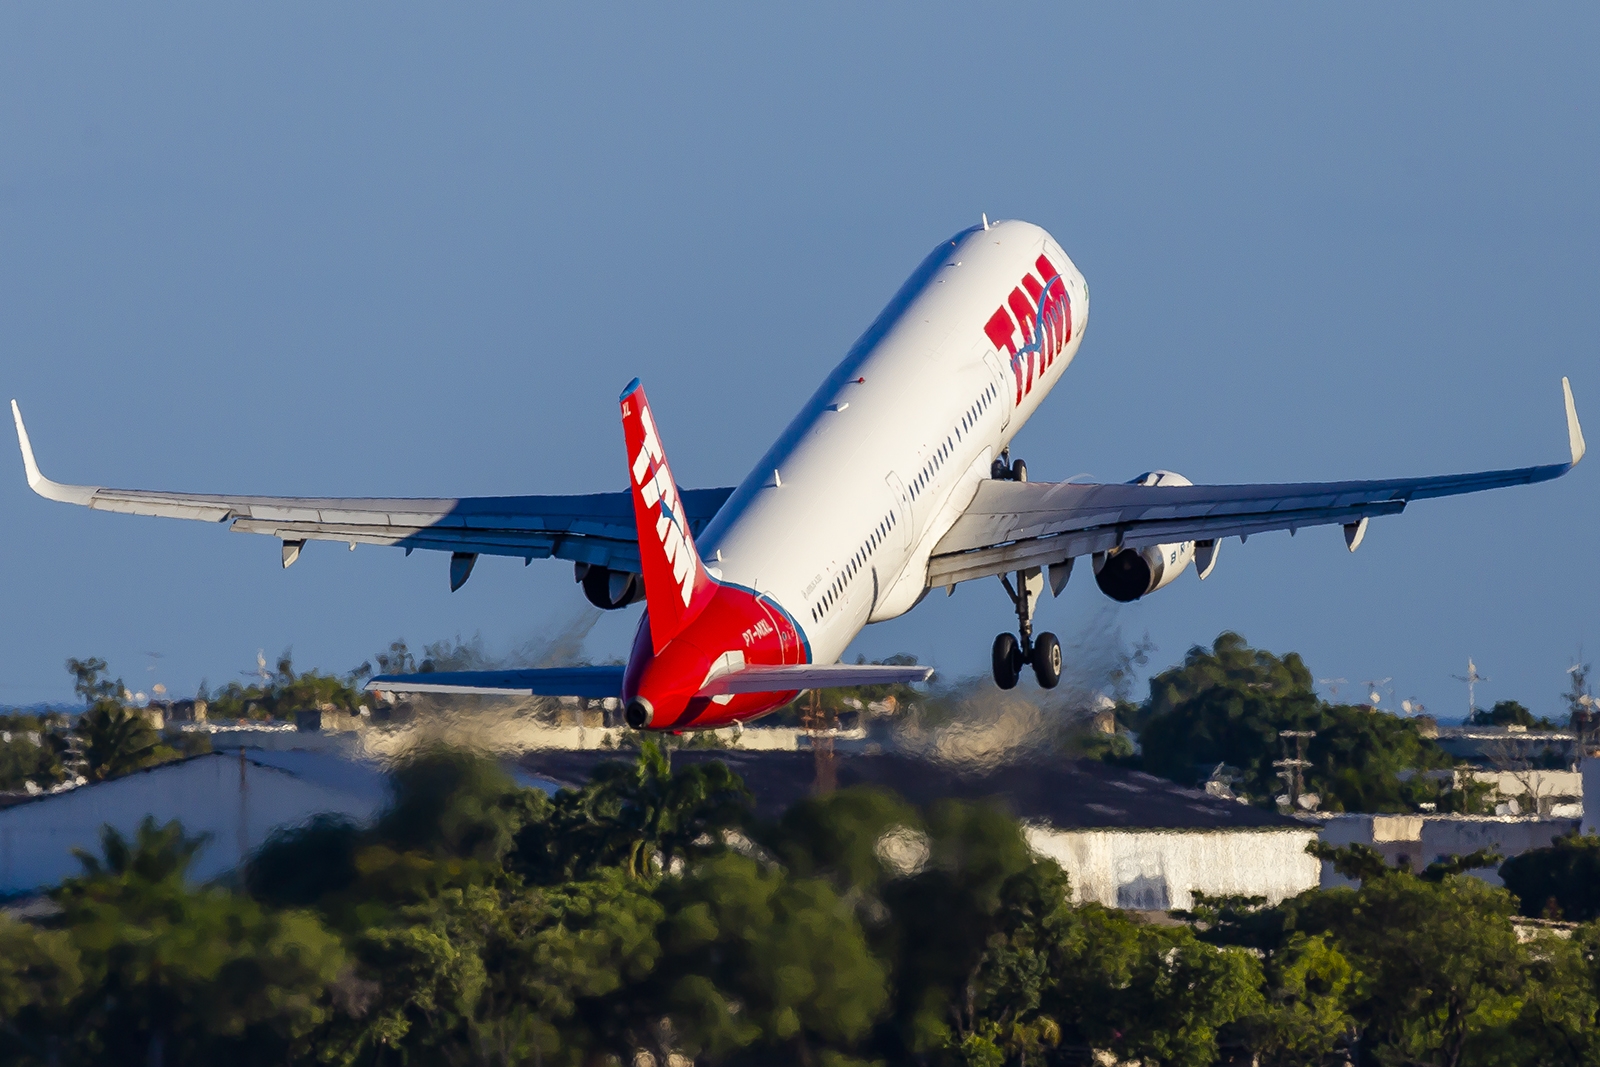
(11, 401, 730, 577)
(929, 378, 1586, 587)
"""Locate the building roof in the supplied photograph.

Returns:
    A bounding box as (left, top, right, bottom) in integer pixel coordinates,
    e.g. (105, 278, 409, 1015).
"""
(0, 748, 389, 894)
(518, 748, 1310, 832)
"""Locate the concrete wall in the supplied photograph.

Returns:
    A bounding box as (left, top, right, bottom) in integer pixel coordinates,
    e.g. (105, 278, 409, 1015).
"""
(1024, 826, 1322, 911)
(0, 751, 386, 895)
(1316, 813, 1579, 888)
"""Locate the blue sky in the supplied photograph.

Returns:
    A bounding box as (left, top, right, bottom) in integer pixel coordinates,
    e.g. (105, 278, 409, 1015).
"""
(1, 6, 1595, 719)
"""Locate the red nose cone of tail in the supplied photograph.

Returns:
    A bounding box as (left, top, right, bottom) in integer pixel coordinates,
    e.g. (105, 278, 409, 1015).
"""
(621, 583, 808, 731)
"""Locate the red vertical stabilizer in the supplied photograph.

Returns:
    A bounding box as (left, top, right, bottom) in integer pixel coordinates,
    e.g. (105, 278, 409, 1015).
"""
(619, 379, 718, 654)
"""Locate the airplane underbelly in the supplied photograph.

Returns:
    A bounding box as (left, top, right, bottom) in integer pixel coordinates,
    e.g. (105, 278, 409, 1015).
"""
(699, 219, 1087, 662)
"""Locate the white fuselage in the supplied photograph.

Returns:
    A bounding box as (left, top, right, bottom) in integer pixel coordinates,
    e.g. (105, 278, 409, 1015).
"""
(698, 220, 1089, 664)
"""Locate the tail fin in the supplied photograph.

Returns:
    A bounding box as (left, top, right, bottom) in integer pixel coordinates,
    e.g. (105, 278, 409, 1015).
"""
(620, 379, 718, 653)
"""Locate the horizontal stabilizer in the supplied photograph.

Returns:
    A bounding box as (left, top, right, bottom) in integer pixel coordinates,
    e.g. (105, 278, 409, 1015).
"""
(698, 663, 933, 696)
(366, 666, 624, 699)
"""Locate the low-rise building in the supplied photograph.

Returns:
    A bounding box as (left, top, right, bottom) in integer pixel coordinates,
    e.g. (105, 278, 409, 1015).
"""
(1313, 812, 1578, 888)
(1433, 725, 1575, 767)
(521, 749, 1322, 911)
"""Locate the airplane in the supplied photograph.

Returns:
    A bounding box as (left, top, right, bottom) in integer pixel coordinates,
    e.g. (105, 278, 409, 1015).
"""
(11, 219, 1587, 732)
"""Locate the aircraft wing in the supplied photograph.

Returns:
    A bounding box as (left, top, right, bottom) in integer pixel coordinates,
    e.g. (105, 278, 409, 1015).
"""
(11, 401, 731, 581)
(928, 378, 1585, 587)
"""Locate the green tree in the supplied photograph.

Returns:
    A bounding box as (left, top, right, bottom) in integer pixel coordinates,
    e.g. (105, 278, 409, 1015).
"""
(64, 656, 117, 705)
(244, 814, 365, 909)
(517, 741, 751, 882)
(1470, 700, 1556, 729)
(1112, 924, 1265, 1067)
(1137, 631, 1323, 799)
(0, 714, 67, 792)
(349, 639, 417, 683)
(1466, 925, 1600, 1067)
(483, 873, 665, 1066)
(647, 852, 888, 1065)
(1501, 832, 1600, 921)
(206, 648, 367, 721)
(1308, 703, 1458, 813)
(876, 800, 1056, 1061)
(376, 745, 546, 866)
(0, 916, 82, 1066)
(763, 785, 925, 900)
(1289, 851, 1527, 1067)
(74, 702, 165, 781)
(54, 817, 346, 1066)
(1137, 632, 1455, 811)
(1245, 933, 1354, 1067)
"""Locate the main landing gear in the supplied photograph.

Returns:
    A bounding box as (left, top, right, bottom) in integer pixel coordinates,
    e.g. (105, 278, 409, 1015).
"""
(987, 451, 1060, 690)
(991, 448, 1027, 483)
(991, 566, 1062, 691)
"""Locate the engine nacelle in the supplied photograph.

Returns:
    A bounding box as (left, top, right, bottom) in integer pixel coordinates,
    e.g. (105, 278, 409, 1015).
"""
(576, 563, 646, 610)
(1093, 470, 1196, 602)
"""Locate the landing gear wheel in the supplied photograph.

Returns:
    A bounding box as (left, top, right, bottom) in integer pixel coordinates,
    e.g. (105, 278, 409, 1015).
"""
(1031, 631, 1062, 689)
(992, 632, 1023, 690)
(1011, 458, 1027, 483)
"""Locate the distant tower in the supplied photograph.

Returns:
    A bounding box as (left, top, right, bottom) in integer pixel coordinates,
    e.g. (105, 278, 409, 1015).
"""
(1453, 659, 1488, 721)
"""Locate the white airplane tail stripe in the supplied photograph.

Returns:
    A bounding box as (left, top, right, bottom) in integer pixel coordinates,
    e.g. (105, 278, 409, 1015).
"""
(619, 379, 718, 654)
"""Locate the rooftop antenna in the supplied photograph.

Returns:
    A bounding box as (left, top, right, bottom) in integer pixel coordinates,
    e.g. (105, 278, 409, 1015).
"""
(1452, 658, 1488, 720)
(1362, 677, 1393, 707)
(1569, 660, 1597, 748)
(243, 649, 272, 689)
(1274, 729, 1317, 810)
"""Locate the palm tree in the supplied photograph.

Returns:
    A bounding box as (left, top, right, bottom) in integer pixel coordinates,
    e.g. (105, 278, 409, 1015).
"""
(69, 815, 208, 882)
(587, 741, 752, 879)
(75, 701, 160, 781)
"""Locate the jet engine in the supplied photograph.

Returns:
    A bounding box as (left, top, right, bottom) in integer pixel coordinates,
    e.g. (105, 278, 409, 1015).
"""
(576, 563, 646, 609)
(1092, 470, 1196, 602)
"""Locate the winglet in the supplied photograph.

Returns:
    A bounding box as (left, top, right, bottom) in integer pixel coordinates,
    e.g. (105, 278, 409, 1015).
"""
(10, 401, 97, 505)
(620, 380, 718, 655)
(1564, 377, 1585, 466)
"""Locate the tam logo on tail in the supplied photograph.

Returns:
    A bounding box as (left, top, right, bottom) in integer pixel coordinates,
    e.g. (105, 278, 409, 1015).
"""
(620, 379, 718, 653)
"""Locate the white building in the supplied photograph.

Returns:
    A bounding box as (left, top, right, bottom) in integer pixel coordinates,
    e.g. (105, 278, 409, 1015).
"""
(1313, 812, 1579, 888)
(1025, 824, 1320, 911)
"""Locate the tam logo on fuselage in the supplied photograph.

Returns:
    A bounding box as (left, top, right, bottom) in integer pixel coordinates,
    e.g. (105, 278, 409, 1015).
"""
(981, 254, 1072, 405)
(630, 406, 697, 607)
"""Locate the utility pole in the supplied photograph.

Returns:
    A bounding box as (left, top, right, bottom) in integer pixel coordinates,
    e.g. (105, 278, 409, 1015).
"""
(802, 690, 837, 794)
(1274, 730, 1316, 809)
